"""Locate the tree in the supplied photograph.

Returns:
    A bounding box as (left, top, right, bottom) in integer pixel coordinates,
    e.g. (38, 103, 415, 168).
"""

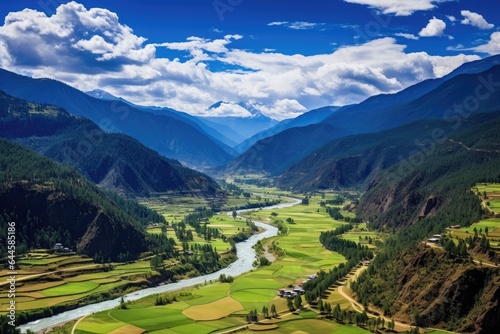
(294, 294, 302, 310)
(270, 304, 278, 318)
(318, 298, 324, 313)
(262, 305, 269, 318)
(287, 298, 295, 312)
(232, 209, 237, 220)
(485, 226, 489, 235)
(150, 255, 163, 271)
(119, 296, 127, 309)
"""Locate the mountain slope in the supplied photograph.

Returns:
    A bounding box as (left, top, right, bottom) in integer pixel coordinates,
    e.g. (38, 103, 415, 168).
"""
(0, 69, 234, 169)
(278, 111, 500, 191)
(0, 91, 220, 197)
(227, 55, 500, 175)
(224, 123, 349, 175)
(0, 138, 159, 261)
(234, 106, 339, 154)
(358, 111, 500, 228)
(200, 101, 279, 143)
(349, 113, 500, 333)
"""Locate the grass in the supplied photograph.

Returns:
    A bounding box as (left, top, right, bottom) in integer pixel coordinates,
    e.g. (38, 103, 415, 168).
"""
(182, 296, 244, 320)
(74, 191, 377, 334)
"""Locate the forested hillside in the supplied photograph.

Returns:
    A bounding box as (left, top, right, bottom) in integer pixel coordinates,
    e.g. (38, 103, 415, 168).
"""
(0, 91, 220, 197)
(0, 139, 166, 261)
(349, 111, 500, 333)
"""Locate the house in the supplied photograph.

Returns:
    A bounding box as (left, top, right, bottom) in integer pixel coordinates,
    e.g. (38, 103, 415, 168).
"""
(293, 286, 305, 294)
(427, 238, 440, 243)
(432, 234, 442, 239)
(53, 243, 64, 251)
(308, 274, 318, 279)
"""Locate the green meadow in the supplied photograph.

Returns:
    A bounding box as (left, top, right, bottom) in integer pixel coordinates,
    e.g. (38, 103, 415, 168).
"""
(74, 193, 372, 334)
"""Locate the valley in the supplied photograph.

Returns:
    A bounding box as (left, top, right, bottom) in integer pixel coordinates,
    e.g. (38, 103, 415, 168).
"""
(0, 11, 499, 333)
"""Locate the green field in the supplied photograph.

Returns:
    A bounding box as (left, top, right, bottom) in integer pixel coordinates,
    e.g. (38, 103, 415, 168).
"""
(74, 192, 372, 334)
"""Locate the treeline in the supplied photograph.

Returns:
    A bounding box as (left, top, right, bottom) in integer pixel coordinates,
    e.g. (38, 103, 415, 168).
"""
(303, 225, 373, 303)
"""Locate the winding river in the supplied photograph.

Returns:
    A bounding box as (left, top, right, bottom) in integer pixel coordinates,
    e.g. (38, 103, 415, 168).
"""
(19, 197, 301, 333)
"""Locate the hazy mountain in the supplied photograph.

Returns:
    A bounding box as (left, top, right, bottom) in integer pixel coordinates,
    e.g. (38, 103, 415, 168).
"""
(87, 91, 239, 148)
(199, 101, 279, 144)
(227, 55, 500, 175)
(0, 91, 220, 197)
(235, 105, 340, 153)
(0, 69, 235, 169)
(223, 123, 349, 175)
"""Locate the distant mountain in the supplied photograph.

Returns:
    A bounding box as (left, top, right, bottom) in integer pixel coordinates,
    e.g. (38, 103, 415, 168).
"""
(0, 138, 160, 261)
(85, 89, 121, 101)
(0, 69, 235, 169)
(278, 111, 500, 191)
(199, 101, 279, 144)
(235, 106, 340, 153)
(227, 55, 500, 175)
(0, 91, 220, 197)
(87, 92, 239, 148)
(223, 123, 349, 175)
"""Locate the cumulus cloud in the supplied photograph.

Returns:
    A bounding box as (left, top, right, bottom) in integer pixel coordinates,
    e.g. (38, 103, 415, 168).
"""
(419, 17, 447, 37)
(0, 2, 155, 72)
(471, 32, 500, 55)
(395, 33, 419, 40)
(343, 0, 447, 16)
(0, 2, 480, 120)
(207, 102, 252, 117)
(461, 10, 494, 29)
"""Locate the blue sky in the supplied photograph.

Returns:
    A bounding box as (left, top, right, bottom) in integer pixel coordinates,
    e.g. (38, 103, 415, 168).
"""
(0, 0, 499, 119)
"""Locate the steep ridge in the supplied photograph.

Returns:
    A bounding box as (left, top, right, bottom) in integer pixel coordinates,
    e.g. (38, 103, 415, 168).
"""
(0, 69, 235, 169)
(0, 91, 219, 197)
(224, 123, 349, 175)
(234, 106, 339, 154)
(0, 138, 157, 261)
(357, 112, 500, 227)
(279, 111, 500, 191)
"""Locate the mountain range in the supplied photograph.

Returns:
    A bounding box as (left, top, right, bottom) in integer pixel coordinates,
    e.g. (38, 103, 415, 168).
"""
(0, 69, 235, 169)
(224, 55, 500, 176)
(0, 91, 219, 197)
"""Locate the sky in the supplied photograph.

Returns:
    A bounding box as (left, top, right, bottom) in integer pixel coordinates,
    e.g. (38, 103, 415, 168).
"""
(0, 0, 499, 120)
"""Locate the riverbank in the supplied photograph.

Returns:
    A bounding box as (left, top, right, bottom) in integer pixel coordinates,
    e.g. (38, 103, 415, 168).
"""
(19, 198, 301, 333)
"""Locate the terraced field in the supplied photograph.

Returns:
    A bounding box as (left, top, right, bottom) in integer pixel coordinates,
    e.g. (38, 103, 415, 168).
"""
(74, 194, 373, 333)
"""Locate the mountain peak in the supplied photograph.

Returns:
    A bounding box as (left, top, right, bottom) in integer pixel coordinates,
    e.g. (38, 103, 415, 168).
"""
(85, 89, 120, 101)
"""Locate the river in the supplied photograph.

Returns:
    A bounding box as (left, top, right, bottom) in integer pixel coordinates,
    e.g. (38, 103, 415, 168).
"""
(19, 197, 301, 333)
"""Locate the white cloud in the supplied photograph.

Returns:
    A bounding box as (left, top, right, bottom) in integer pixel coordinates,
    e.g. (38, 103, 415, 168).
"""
(268, 21, 325, 30)
(0, 2, 481, 120)
(471, 32, 500, 55)
(343, 0, 447, 16)
(253, 99, 307, 120)
(268, 21, 288, 26)
(419, 17, 447, 37)
(207, 102, 252, 117)
(461, 10, 494, 30)
(446, 15, 456, 22)
(395, 33, 419, 40)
